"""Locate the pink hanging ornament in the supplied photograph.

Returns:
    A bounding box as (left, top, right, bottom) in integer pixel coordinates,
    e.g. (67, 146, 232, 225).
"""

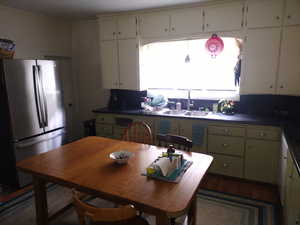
(205, 34, 224, 58)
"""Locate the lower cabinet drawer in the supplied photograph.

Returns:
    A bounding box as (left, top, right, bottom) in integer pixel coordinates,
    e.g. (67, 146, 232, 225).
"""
(208, 135, 245, 156)
(209, 154, 244, 178)
(96, 124, 113, 137)
(247, 128, 280, 141)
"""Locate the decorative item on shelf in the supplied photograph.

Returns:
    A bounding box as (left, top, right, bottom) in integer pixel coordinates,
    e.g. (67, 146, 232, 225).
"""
(0, 39, 15, 59)
(205, 34, 224, 58)
(218, 99, 236, 115)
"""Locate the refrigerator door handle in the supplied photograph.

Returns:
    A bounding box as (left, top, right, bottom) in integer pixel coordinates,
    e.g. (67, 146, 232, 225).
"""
(15, 131, 65, 149)
(37, 65, 48, 127)
(33, 65, 44, 128)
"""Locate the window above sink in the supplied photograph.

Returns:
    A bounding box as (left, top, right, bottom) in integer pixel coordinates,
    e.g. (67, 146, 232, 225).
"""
(140, 37, 242, 101)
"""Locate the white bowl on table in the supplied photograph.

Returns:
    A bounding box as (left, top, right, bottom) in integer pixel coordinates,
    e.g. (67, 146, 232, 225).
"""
(109, 151, 134, 164)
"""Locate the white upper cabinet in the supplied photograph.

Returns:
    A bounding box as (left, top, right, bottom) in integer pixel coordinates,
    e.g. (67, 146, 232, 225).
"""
(117, 15, 137, 39)
(240, 28, 281, 94)
(203, 2, 244, 32)
(100, 40, 119, 89)
(99, 15, 137, 40)
(170, 8, 203, 36)
(285, 0, 300, 25)
(99, 17, 117, 40)
(100, 39, 140, 90)
(245, 0, 283, 28)
(118, 39, 140, 90)
(139, 13, 170, 38)
(277, 26, 300, 96)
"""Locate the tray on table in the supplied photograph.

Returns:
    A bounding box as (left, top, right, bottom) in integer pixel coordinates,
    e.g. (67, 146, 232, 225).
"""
(141, 159, 193, 183)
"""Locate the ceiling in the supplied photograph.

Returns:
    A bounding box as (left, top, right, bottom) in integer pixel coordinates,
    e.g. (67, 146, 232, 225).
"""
(0, 0, 218, 19)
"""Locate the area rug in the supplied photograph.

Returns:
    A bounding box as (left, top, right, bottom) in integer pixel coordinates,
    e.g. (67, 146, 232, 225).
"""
(0, 185, 279, 225)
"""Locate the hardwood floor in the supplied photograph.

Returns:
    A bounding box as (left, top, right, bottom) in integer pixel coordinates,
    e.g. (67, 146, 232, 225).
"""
(200, 173, 281, 204)
(0, 174, 281, 205)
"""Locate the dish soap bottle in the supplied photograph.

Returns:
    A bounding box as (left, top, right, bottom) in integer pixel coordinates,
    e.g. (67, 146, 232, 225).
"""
(176, 102, 181, 111)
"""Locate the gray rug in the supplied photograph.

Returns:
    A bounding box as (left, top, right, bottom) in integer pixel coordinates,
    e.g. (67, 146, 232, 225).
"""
(0, 185, 279, 225)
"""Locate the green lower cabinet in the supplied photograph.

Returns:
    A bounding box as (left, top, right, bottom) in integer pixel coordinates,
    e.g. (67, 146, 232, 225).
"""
(95, 123, 114, 138)
(209, 154, 244, 178)
(245, 139, 279, 184)
(179, 119, 208, 154)
(113, 126, 127, 140)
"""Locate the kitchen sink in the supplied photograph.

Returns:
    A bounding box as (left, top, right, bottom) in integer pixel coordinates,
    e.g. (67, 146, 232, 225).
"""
(184, 111, 208, 117)
(162, 110, 187, 115)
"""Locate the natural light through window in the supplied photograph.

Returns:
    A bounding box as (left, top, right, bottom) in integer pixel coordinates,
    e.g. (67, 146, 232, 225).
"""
(140, 37, 242, 100)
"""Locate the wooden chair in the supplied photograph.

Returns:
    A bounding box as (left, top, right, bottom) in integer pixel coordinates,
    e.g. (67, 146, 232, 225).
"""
(156, 134, 193, 152)
(72, 189, 149, 225)
(122, 121, 153, 145)
(156, 134, 193, 225)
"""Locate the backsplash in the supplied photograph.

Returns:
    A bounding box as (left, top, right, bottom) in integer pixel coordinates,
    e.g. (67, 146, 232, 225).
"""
(107, 90, 300, 122)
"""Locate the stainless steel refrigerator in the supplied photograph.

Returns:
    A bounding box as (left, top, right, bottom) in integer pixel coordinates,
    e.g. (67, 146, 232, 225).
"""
(0, 59, 67, 188)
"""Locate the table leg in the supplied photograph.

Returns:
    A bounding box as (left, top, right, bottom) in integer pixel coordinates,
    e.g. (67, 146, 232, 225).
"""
(156, 213, 170, 225)
(33, 176, 48, 225)
(188, 196, 197, 225)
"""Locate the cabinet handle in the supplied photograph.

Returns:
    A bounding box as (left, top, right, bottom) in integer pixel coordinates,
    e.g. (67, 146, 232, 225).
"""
(118, 32, 121, 35)
(259, 132, 266, 137)
(164, 28, 168, 32)
(276, 16, 280, 20)
(287, 15, 291, 19)
(222, 143, 229, 148)
(113, 32, 116, 35)
(206, 24, 209, 27)
(223, 163, 228, 168)
(119, 82, 123, 86)
(224, 128, 230, 134)
(270, 85, 273, 88)
(280, 85, 284, 88)
(171, 27, 175, 31)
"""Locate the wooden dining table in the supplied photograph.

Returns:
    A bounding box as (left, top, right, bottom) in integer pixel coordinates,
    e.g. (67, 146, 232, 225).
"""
(17, 136, 213, 225)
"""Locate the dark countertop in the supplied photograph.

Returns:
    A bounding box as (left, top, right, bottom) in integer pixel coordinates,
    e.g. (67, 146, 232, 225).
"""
(93, 108, 288, 126)
(93, 107, 300, 176)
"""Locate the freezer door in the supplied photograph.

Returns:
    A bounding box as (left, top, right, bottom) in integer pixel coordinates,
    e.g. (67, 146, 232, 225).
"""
(14, 129, 66, 187)
(37, 60, 66, 132)
(3, 60, 45, 140)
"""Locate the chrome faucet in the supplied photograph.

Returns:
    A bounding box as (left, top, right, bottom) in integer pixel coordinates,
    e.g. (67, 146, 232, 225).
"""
(187, 90, 194, 111)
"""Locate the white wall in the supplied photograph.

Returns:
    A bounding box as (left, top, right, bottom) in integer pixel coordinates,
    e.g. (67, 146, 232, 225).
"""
(0, 5, 72, 58)
(72, 20, 109, 130)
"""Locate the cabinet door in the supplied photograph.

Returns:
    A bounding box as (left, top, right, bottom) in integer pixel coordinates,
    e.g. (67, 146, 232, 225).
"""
(240, 28, 280, 94)
(155, 118, 179, 136)
(204, 2, 244, 32)
(245, 140, 279, 184)
(139, 13, 170, 38)
(277, 26, 300, 96)
(100, 41, 119, 89)
(170, 8, 203, 36)
(99, 17, 117, 40)
(117, 15, 137, 39)
(179, 119, 207, 153)
(285, 0, 300, 25)
(118, 39, 140, 90)
(285, 151, 300, 225)
(246, 0, 283, 28)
